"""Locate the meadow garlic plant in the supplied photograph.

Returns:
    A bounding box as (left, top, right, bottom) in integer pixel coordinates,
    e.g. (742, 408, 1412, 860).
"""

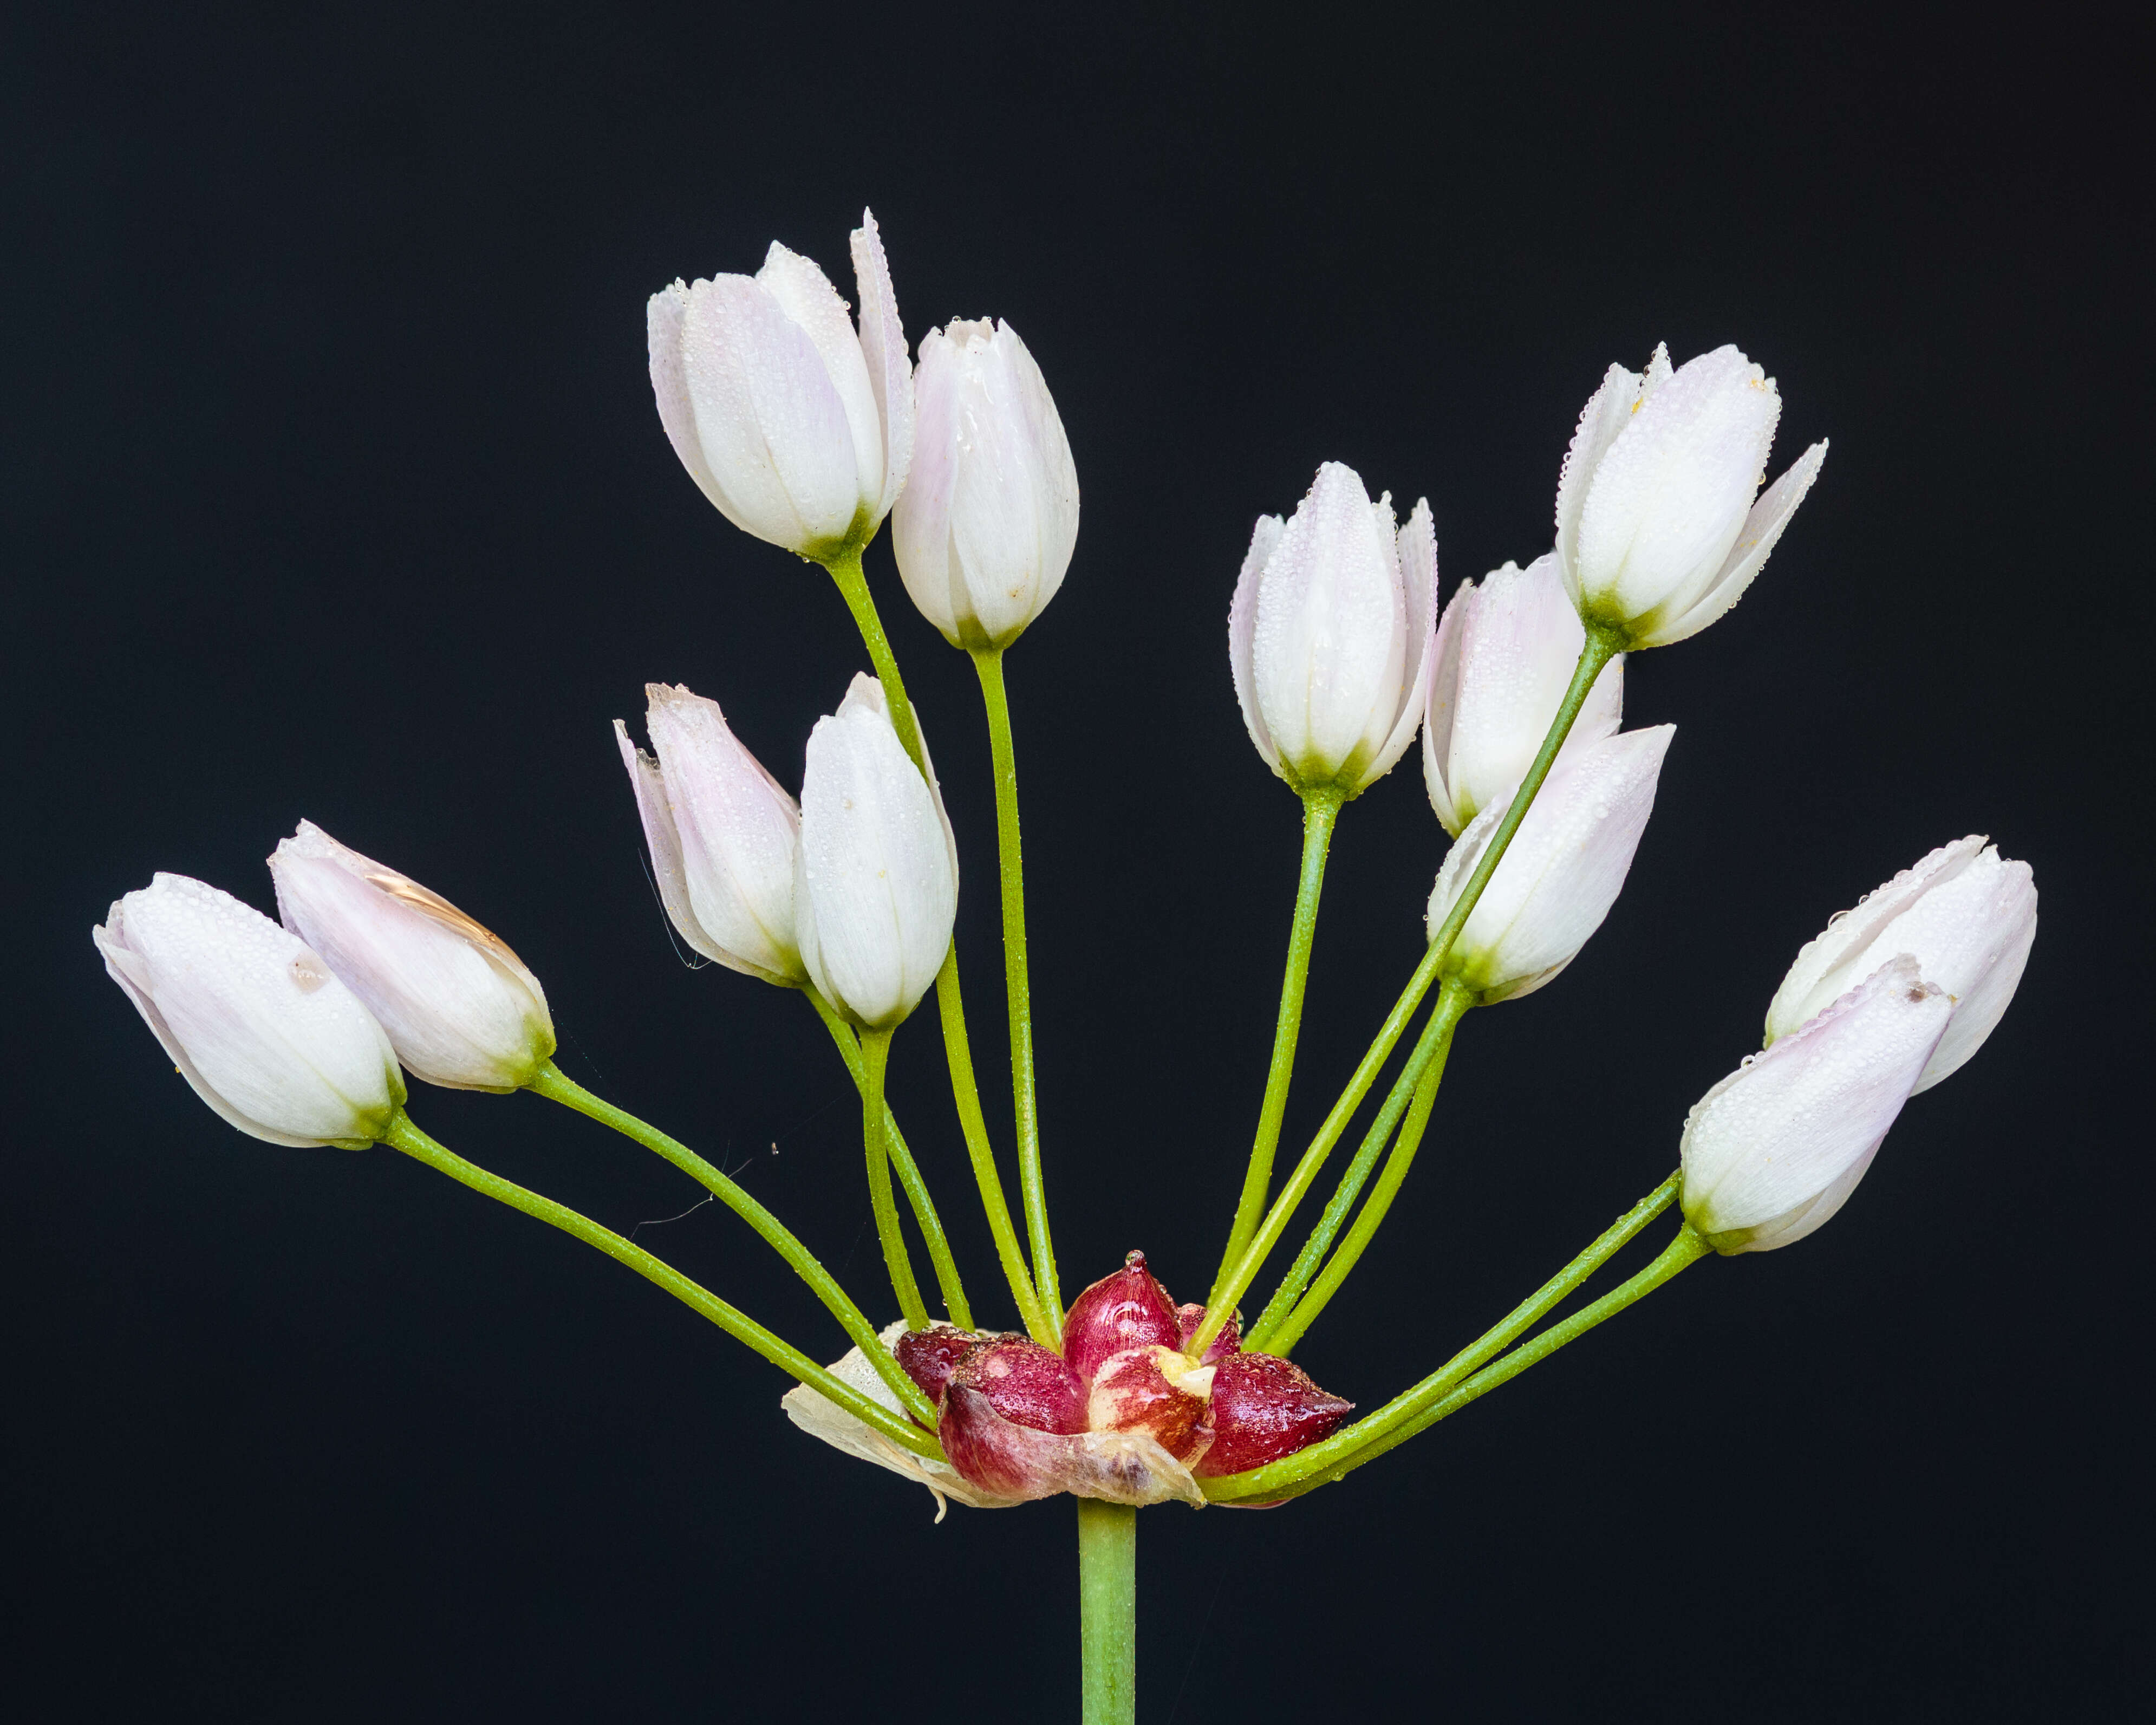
(94, 209, 2034, 1724)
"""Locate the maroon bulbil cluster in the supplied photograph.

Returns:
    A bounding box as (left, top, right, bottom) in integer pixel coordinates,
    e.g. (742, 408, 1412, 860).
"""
(894, 1251, 1353, 1500)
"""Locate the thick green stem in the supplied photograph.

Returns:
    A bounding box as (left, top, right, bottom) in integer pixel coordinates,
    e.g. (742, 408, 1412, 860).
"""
(935, 948, 1054, 1345)
(379, 1111, 942, 1458)
(805, 991, 972, 1329)
(1186, 627, 1624, 1358)
(822, 547, 1051, 1345)
(1252, 980, 1474, 1355)
(1187, 979, 1454, 1359)
(1077, 1498, 1137, 1725)
(858, 1027, 928, 1331)
(972, 647, 1061, 1325)
(824, 546, 926, 767)
(1203, 1181, 1688, 1502)
(526, 1061, 938, 1426)
(1212, 790, 1342, 1299)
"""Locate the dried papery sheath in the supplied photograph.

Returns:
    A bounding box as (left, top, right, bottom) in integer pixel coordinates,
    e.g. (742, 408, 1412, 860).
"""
(1555, 343, 1827, 647)
(783, 1322, 1028, 1519)
(648, 209, 911, 557)
(1765, 836, 2036, 1092)
(270, 822, 556, 1092)
(94, 873, 405, 1147)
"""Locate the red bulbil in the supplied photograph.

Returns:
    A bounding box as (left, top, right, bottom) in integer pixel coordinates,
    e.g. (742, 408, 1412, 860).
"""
(893, 1325, 988, 1408)
(1087, 1346, 1214, 1460)
(1192, 1352, 1354, 1477)
(948, 1338, 1087, 1435)
(1063, 1251, 1184, 1384)
(1175, 1301, 1241, 1363)
(939, 1385, 1069, 1500)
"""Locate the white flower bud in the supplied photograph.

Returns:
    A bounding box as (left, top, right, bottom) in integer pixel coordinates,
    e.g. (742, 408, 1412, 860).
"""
(1554, 343, 1827, 648)
(892, 318, 1079, 650)
(794, 674, 958, 1029)
(615, 685, 806, 987)
(269, 822, 556, 1092)
(1422, 552, 1625, 837)
(1765, 837, 2036, 1093)
(1424, 727, 1673, 1003)
(1682, 957, 1952, 1252)
(1228, 463, 1437, 798)
(94, 873, 404, 1147)
(647, 209, 911, 557)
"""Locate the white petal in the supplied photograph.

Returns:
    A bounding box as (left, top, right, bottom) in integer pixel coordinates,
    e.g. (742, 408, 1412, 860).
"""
(647, 282, 729, 516)
(615, 718, 722, 963)
(1427, 727, 1673, 1001)
(1228, 514, 1285, 775)
(1553, 359, 1645, 594)
(1649, 440, 1828, 646)
(1767, 837, 2037, 1092)
(1428, 552, 1623, 837)
(642, 685, 805, 986)
(1250, 463, 1405, 789)
(890, 327, 963, 641)
(1357, 497, 1439, 793)
(849, 210, 912, 522)
(1421, 571, 1475, 835)
(795, 681, 958, 1028)
(757, 242, 883, 523)
(1683, 956, 1950, 1246)
(679, 275, 859, 551)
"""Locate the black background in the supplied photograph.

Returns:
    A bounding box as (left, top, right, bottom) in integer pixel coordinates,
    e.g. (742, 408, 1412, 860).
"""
(5, 4, 2145, 1719)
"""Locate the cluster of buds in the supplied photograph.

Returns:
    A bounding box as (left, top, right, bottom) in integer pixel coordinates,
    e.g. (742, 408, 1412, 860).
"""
(785, 1252, 1351, 1513)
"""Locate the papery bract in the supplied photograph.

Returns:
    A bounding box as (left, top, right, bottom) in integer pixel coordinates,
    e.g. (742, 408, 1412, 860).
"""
(1229, 463, 1438, 797)
(1423, 552, 1625, 837)
(615, 684, 806, 986)
(1764, 836, 2036, 1092)
(793, 674, 959, 1029)
(1426, 726, 1675, 1002)
(1554, 343, 1827, 648)
(648, 209, 911, 557)
(269, 822, 556, 1092)
(95, 873, 404, 1147)
(892, 317, 1079, 650)
(1682, 957, 1951, 1253)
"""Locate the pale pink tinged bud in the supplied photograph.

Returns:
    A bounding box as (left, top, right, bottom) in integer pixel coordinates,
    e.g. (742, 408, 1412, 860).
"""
(1086, 1346, 1216, 1461)
(1193, 1353, 1356, 1479)
(1422, 552, 1624, 838)
(1062, 1250, 1184, 1384)
(794, 674, 960, 1029)
(1764, 836, 2036, 1093)
(269, 822, 556, 1092)
(646, 209, 911, 558)
(892, 316, 1079, 650)
(1553, 343, 1828, 649)
(1229, 464, 1438, 798)
(1175, 1301, 1241, 1364)
(893, 1324, 985, 1409)
(94, 874, 405, 1148)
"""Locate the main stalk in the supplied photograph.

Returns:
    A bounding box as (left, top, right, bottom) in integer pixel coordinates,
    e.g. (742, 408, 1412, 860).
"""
(1077, 1499, 1137, 1724)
